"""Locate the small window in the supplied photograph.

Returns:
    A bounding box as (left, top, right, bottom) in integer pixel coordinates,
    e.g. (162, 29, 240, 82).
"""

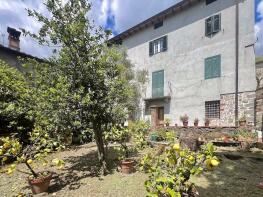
(154, 21, 163, 29)
(205, 14, 221, 37)
(205, 55, 221, 79)
(205, 101, 220, 119)
(206, 0, 217, 5)
(149, 36, 167, 56)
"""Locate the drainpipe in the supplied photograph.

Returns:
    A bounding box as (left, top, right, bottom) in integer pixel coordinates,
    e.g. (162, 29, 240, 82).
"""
(235, 0, 239, 127)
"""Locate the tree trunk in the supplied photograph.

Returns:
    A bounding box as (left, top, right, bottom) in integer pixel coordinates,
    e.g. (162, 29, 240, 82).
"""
(94, 123, 108, 175)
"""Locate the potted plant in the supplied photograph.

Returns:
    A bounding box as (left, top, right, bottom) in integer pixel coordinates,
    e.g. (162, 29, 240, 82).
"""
(205, 118, 210, 127)
(194, 118, 199, 127)
(235, 129, 257, 151)
(180, 114, 189, 127)
(164, 118, 171, 127)
(0, 131, 64, 194)
(105, 126, 136, 174)
(239, 115, 247, 127)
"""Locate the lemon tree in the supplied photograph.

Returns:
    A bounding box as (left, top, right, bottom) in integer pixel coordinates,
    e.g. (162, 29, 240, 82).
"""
(140, 142, 220, 197)
(0, 129, 64, 178)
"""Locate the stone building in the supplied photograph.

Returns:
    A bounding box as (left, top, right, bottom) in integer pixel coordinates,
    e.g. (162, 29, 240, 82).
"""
(256, 57, 263, 130)
(110, 0, 256, 127)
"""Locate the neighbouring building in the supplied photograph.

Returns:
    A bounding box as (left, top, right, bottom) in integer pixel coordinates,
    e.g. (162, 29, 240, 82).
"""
(110, 0, 256, 127)
(256, 57, 263, 130)
(0, 27, 41, 71)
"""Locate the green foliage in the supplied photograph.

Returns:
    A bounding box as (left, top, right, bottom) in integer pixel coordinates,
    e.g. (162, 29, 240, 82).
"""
(105, 126, 132, 159)
(140, 142, 220, 196)
(129, 121, 150, 149)
(164, 118, 171, 125)
(151, 129, 177, 142)
(233, 129, 257, 140)
(0, 130, 64, 177)
(0, 60, 33, 136)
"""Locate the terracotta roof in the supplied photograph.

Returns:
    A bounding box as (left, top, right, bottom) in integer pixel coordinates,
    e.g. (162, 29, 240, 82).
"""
(109, 0, 200, 43)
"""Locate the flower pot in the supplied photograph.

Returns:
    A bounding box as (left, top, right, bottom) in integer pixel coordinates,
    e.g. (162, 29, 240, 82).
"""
(183, 121, 188, 127)
(120, 159, 135, 174)
(194, 122, 198, 127)
(239, 120, 246, 127)
(28, 172, 52, 194)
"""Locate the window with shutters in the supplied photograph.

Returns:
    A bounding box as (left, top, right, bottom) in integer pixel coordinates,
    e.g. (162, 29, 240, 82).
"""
(205, 101, 220, 119)
(205, 55, 221, 79)
(149, 36, 167, 56)
(205, 14, 221, 37)
(152, 70, 164, 98)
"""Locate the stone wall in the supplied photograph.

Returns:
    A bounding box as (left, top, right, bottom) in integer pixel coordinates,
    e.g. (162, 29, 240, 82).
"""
(256, 88, 263, 130)
(220, 91, 255, 126)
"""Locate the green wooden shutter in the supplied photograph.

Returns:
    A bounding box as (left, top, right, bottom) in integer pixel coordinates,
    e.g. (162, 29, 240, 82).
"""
(152, 70, 164, 97)
(162, 36, 167, 52)
(213, 14, 221, 33)
(149, 41, 153, 56)
(205, 55, 221, 79)
(205, 17, 212, 36)
(212, 55, 221, 78)
(205, 58, 212, 79)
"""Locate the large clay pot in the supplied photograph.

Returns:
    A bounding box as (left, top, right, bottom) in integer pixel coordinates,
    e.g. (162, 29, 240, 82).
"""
(28, 172, 52, 194)
(120, 159, 135, 174)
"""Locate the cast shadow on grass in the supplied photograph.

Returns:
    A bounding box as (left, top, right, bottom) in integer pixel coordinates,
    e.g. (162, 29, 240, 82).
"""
(195, 149, 263, 197)
(47, 147, 121, 193)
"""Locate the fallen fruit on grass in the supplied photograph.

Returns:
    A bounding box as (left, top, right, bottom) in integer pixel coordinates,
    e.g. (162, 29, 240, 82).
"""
(27, 159, 33, 164)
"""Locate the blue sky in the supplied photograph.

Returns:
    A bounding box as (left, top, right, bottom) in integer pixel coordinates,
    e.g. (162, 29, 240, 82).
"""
(0, 0, 263, 57)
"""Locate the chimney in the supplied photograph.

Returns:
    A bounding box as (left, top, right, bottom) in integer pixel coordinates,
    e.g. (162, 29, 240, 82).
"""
(7, 27, 21, 51)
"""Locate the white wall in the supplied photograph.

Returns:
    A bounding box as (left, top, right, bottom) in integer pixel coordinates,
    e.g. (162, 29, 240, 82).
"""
(122, 0, 256, 126)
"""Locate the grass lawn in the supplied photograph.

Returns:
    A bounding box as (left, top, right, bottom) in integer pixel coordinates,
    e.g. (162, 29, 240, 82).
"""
(0, 144, 263, 196)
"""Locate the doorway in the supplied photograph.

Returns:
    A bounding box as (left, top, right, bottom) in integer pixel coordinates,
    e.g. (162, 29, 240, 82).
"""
(150, 106, 164, 127)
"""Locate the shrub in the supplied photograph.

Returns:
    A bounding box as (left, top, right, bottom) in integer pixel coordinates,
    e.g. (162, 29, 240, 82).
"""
(129, 121, 150, 149)
(0, 60, 33, 139)
(140, 142, 219, 196)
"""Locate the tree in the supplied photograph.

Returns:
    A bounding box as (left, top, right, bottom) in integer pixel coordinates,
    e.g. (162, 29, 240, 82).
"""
(0, 60, 33, 140)
(22, 0, 136, 174)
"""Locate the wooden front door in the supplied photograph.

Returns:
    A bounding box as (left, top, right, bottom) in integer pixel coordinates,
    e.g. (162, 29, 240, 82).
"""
(151, 107, 164, 127)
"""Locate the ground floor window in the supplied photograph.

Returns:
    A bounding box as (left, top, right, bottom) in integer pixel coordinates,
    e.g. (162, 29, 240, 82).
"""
(205, 100, 220, 119)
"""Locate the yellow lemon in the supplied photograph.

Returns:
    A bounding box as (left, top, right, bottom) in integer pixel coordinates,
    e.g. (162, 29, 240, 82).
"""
(10, 164, 16, 169)
(189, 155, 195, 162)
(2, 157, 8, 162)
(173, 144, 180, 151)
(3, 143, 10, 149)
(27, 159, 33, 164)
(211, 159, 219, 167)
(7, 168, 13, 175)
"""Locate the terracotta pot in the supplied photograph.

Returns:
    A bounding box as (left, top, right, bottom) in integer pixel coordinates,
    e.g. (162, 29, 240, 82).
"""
(194, 122, 198, 127)
(223, 136, 230, 143)
(183, 121, 188, 127)
(120, 159, 135, 174)
(205, 122, 209, 127)
(28, 172, 52, 194)
(239, 120, 246, 127)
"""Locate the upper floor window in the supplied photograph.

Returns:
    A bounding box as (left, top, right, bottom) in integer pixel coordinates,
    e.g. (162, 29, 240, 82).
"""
(205, 55, 221, 79)
(152, 70, 164, 98)
(206, 0, 217, 5)
(205, 14, 221, 37)
(149, 36, 167, 56)
(154, 21, 163, 29)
